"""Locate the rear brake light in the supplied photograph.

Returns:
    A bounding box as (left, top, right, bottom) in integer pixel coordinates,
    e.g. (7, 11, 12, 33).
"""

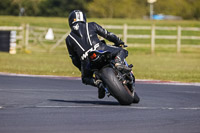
(90, 53, 97, 60)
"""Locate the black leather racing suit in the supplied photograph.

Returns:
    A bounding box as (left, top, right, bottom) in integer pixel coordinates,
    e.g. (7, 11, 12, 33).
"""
(65, 22, 128, 86)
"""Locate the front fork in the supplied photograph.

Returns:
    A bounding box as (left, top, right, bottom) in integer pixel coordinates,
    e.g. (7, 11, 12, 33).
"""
(121, 60, 136, 93)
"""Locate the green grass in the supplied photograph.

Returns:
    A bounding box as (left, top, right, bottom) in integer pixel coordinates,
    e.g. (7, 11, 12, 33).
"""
(0, 50, 81, 77)
(127, 48, 200, 83)
(0, 47, 200, 83)
(0, 16, 68, 28)
(0, 16, 200, 82)
(1, 16, 200, 28)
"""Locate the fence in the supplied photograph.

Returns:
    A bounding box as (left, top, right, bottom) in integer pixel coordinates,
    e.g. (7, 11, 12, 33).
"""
(0, 25, 25, 49)
(0, 25, 69, 52)
(27, 25, 69, 52)
(104, 24, 200, 53)
(1, 24, 200, 53)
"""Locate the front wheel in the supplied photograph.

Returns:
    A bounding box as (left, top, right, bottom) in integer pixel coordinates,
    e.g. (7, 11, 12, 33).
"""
(100, 67, 134, 105)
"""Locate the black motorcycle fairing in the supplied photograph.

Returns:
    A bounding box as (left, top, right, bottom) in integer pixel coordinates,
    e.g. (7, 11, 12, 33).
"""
(88, 50, 112, 70)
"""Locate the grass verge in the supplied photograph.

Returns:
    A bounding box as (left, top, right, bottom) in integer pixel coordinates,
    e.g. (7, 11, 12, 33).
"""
(0, 47, 199, 83)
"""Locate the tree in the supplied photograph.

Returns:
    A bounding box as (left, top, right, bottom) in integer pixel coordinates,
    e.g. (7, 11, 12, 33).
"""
(188, 0, 200, 20)
(11, 0, 42, 16)
(38, 0, 90, 17)
(0, 0, 17, 15)
(154, 0, 193, 19)
(0, 0, 199, 19)
(88, 0, 147, 18)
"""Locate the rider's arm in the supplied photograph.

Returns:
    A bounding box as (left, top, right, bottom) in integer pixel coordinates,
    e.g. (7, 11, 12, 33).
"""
(93, 22, 124, 45)
(81, 61, 96, 86)
(65, 37, 81, 71)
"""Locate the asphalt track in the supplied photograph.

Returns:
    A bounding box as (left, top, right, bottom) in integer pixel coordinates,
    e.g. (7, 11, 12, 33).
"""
(0, 74, 200, 133)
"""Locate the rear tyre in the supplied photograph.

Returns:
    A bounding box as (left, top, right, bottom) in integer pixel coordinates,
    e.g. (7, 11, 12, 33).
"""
(133, 92, 140, 103)
(100, 67, 134, 105)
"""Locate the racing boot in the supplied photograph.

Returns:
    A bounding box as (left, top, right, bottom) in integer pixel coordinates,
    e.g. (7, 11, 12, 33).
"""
(98, 86, 105, 99)
(114, 56, 132, 73)
(94, 80, 105, 99)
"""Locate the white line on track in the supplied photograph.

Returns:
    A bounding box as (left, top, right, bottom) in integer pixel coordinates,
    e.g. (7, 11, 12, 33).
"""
(0, 72, 81, 80)
(137, 79, 200, 86)
(1, 105, 199, 110)
(34, 105, 200, 110)
(0, 89, 95, 92)
(1, 72, 200, 86)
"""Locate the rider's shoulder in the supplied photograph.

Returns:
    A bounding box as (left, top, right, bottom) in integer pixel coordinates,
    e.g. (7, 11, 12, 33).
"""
(88, 22, 99, 26)
(66, 32, 73, 40)
(88, 22, 102, 29)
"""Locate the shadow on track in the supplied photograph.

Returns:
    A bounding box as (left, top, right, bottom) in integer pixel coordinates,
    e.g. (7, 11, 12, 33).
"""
(48, 99, 120, 105)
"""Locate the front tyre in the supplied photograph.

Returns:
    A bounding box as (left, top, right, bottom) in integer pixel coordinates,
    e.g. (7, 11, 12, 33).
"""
(100, 67, 134, 105)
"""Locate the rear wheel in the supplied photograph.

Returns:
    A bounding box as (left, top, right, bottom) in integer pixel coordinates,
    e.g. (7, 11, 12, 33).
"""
(100, 67, 134, 105)
(133, 92, 140, 103)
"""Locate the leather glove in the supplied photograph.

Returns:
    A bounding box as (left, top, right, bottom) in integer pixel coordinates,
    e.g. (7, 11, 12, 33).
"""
(114, 42, 124, 47)
(114, 40, 127, 47)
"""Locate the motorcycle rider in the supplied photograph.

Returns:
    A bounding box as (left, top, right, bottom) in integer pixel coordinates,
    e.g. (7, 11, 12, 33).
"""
(65, 10, 132, 99)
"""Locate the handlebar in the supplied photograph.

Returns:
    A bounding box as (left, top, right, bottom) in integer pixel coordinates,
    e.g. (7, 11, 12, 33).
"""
(114, 44, 128, 48)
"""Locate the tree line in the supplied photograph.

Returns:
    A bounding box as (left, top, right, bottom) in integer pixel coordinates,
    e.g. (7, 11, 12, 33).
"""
(0, 0, 200, 20)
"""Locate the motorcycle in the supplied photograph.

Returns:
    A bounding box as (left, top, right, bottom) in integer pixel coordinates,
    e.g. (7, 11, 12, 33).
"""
(88, 43, 140, 105)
